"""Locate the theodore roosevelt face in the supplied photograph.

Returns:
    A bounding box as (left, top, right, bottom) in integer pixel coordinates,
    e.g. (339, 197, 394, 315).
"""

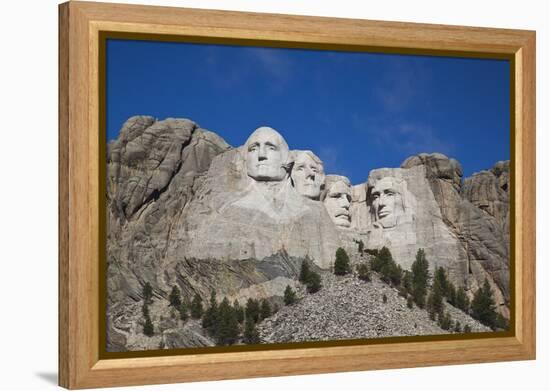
(291, 151, 325, 200)
(324, 180, 352, 227)
(245, 127, 289, 181)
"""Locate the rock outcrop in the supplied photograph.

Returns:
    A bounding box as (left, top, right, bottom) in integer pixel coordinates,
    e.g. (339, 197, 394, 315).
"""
(399, 154, 510, 313)
(106, 118, 510, 351)
(259, 271, 491, 343)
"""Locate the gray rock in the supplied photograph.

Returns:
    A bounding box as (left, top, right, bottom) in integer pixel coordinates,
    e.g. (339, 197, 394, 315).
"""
(106, 119, 510, 351)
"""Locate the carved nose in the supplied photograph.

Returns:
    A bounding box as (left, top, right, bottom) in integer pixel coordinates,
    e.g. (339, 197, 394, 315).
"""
(258, 147, 267, 160)
(339, 198, 350, 208)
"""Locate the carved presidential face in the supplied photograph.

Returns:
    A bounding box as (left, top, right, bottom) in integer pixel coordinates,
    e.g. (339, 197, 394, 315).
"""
(291, 151, 325, 200)
(245, 127, 289, 181)
(371, 177, 401, 228)
(324, 180, 352, 227)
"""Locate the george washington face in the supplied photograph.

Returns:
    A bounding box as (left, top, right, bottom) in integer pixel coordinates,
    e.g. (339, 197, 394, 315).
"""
(245, 127, 289, 181)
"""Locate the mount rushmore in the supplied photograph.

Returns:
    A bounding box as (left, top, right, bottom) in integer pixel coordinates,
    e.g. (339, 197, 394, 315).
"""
(106, 116, 510, 351)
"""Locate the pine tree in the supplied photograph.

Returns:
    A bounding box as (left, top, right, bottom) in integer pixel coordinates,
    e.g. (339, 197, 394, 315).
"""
(190, 293, 203, 319)
(143, 282, 153, 304)
(454, 320, 462, 333)
(382, 293, 388, 304)
(202, 291, 219, 334)
(306, 270, 322, 293)
(463, 324, 472, 333)
(284, 285, 297, 305)
(243, 318, 260, 344)
(299, 260, 311, 284)
(434, 267, 449, 297)
(407, 296, 414, 309)
(447, 282, 457, 306)
(402, 270, 413, 294)
(334, 247, 351, 275)
(142, 302, 150, 317)
(411, 248, 430, 308)
(216, 298, 239, 346)
(233, 299, 245, 324)
(245, 298, 260, 323)
(456, 287, 470, 313)
(358, 239, 365, 255)
(438, 311, 452, 331)
(471, 279, 498, 329)
(179, 301, 189, 321)
(357, 263, 371, 282)
(427, 280, 444, 320)
(260, 299, 272, 320)
(169, 285, 182, 308)
(143, 314, 154, 337)
(371, 246, 392, 273)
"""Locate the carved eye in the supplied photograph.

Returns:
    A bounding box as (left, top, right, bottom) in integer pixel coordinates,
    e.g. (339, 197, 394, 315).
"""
(248, 144, 258, 152)
(372, 193, 380, 199)
(296, 165, 304, 171)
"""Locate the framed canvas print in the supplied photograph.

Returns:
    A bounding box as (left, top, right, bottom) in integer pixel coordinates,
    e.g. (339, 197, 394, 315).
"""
(58, 1, 536, 389)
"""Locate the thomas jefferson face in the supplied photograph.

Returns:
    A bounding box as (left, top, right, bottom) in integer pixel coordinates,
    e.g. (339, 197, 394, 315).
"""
(291, 152, 325, 200)
(371, 177, 400, 228)
(245, 127, 289, 181)
(324, 180, 352, 227)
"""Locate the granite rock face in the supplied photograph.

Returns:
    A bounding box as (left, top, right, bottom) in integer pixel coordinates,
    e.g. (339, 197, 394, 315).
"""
(398, 154, 510, 313)
(106, 118, 510, 351)
(171, 148, 341, 268)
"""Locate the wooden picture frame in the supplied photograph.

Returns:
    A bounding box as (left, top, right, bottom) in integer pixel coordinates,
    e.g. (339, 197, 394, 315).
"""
(58, 1, 536, 389)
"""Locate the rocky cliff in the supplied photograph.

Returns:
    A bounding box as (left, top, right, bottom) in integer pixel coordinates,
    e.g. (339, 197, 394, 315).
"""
(106, 117, 510, 351)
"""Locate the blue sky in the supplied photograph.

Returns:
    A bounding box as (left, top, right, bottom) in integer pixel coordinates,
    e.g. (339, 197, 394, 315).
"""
(106, 39, 510, 184)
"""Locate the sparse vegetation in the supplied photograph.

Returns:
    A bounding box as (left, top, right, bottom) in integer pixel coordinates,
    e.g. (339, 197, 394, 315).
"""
(245, 298, 260, 323)
(179, 301, 189, 321)
(357, 263, 371, 282)
(143, 282, 153, 305)
(143, 314, 154, 337)
(169, 285, 182, 308)
(306, 271, 322, 293)
(299, 259, 322, 293)
(243, 318, 260, 344)
(334, 247, 351, 275)
(456, 287, 470, 313)
(215, 297, 240, 345)
(299, 260, 311, 284)
(454, 320, 462, 333)
(382, 293, 388, 304)
(411, 249, 430, 308)
(233, 299, 245, 324)
(471, 278, 499, 329)
(371, 246, 401, 286)
(438, 311, 452, 330)
(190, 293, 203, 319)
(427, 279, 444, 321)
(202, 291, 219, 334)
(353, 238, 365, 255)
(260, 299, 272, 320)
(284, 285, 297, 305)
